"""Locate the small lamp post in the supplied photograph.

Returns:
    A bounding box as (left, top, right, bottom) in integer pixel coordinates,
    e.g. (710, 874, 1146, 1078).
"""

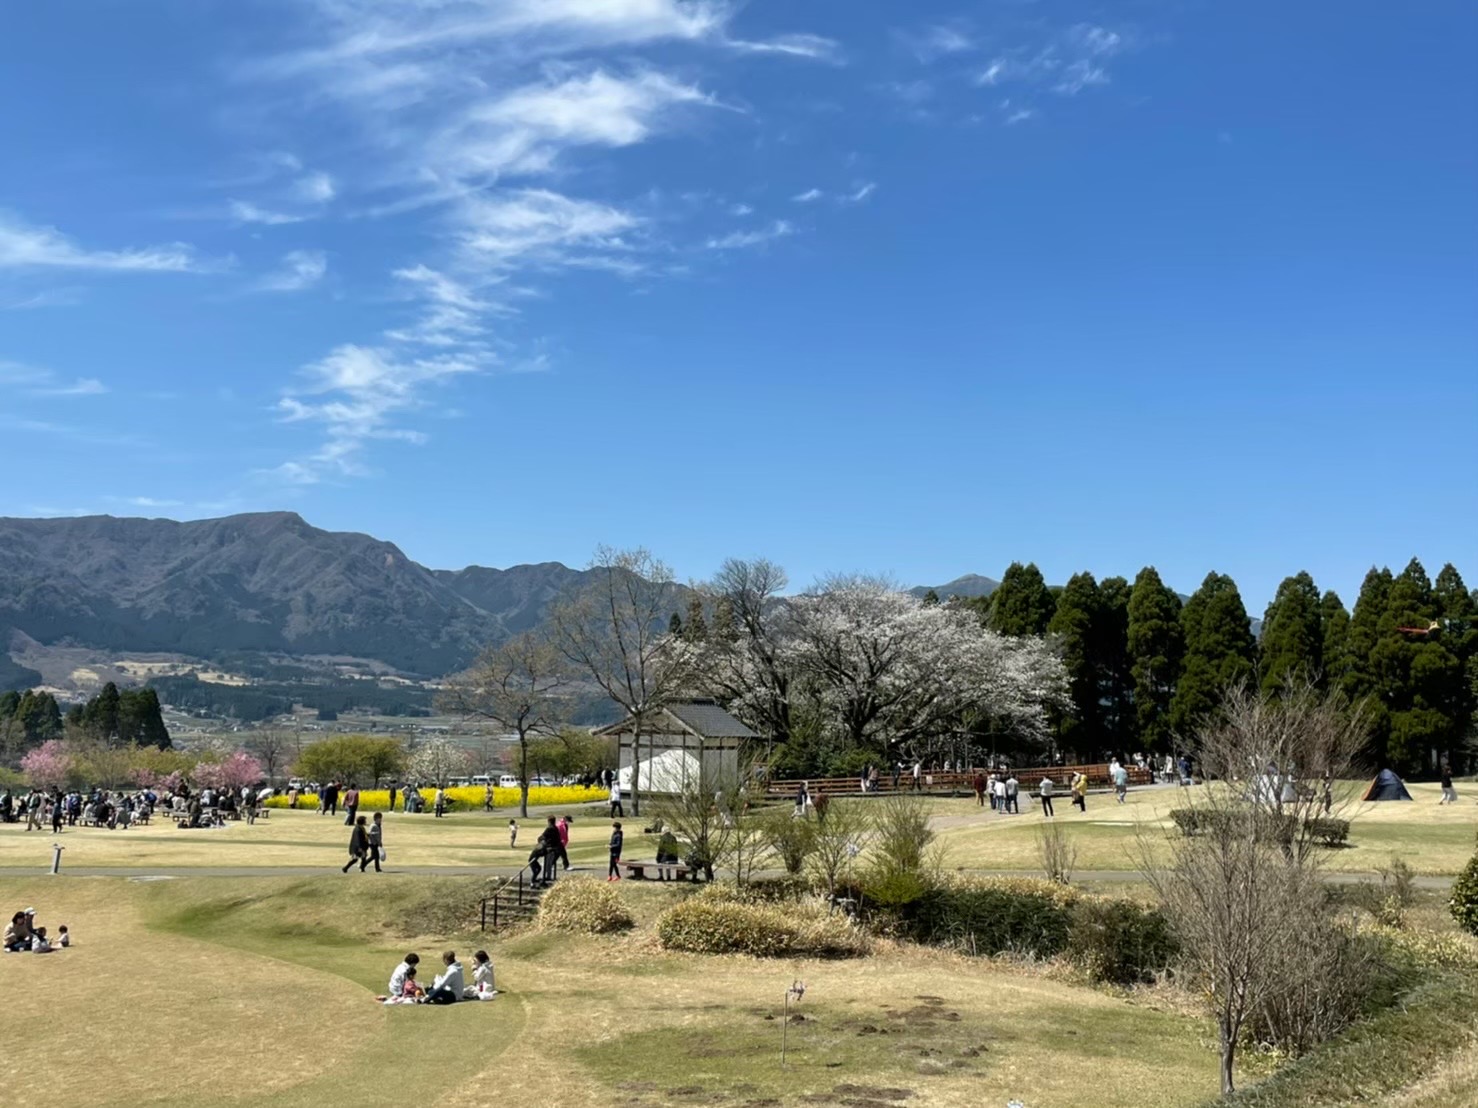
(50, 843, 64, 875)
(781, 980, 806, 1065)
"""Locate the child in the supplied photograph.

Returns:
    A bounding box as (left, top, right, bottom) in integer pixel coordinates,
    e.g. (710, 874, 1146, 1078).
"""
(387, 952, 420, 998)
(31, 927, 52, 953)
(57, 925, 70, 948)
(607, 820, 624, 881)
(379, 965, 422, 1004)
(464, 949, 497, 1000)
(508, 819, 518, 848)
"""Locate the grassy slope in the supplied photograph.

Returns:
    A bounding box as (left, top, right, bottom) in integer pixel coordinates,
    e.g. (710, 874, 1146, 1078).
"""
(0, 875, 1223, 1108)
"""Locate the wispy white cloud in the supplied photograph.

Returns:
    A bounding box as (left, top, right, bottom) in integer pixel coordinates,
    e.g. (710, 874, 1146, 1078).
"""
(729, 33, 842, 62)
(791, 187, 824, 203)
(273, 343, 482, 482)
(896, 23, 975, 64)
(229, 199, 309, 226)
(455, 189, 640, 271)
(295, 171, 337, 203)
(0, 212, 202, 272)
(118, 496, 183, 509)
(384, 264, 498, 347)
(705, 220, 793, 250)
(843, 182, 877, 203)
(433, 68, 716, 180)
(1, 359, 108, 398)
(0, 287, 83, 310)
(971, 23, 1131, 115)
(255, 249, 328, 292)
(1004, 107, 1036, 126)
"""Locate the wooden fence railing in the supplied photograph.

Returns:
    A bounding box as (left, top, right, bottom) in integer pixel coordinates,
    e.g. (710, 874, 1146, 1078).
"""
(762, 763, 1153, 800)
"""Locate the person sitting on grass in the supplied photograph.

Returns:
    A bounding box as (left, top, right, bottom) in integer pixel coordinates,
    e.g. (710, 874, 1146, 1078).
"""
(422, 951, 463, 1005)
(378, 965, 423, 1004)
(57, 925, 69, 948)
(378, 953, 420, 1002)
(30, 927, 52, 953)
(4, 911, 32, 952)
(463, 950, 496, 1000)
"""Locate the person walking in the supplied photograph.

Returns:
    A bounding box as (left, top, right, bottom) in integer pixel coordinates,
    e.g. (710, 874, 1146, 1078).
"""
(366, 812, 384, 872)
(343, 784, 360, 826)
(434, 787, 446, 818)
(1005, 773, 1020, 815)
(388, 784, 398, 813)
(1440, 766, 1458, 805)
(324, 782, 340, 817)
(555, 815, 572, 871)
(1071, 771, 1088, 813)
(1038, 774, 1056, 818)
(342, 815, 371, 872)
(607, 821, 624, 881)
(972, 771, 987, 807)
(911, 760, 922, 792)
(50, 788, 63, 834)
(1112, 762, 1129, 804)
(508, 819, 518, 848)
(609, 781, 624, 818)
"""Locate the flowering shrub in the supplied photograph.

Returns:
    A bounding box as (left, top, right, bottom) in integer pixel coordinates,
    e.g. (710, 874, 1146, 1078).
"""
(1369, 923, 1478, 972)
(538, 878, 634, 934)
(657, 894, 870, 958)
(263, 784, 602, 811)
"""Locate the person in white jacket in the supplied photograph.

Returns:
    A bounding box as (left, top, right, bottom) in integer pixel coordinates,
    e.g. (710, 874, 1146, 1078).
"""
(463, 949, 497, 1000)
(424, 951, 464, 1004)
(387, 952, 420, 998)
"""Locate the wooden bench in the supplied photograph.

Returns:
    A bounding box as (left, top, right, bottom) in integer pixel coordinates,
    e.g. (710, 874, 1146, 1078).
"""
(618, 860, 690, 881)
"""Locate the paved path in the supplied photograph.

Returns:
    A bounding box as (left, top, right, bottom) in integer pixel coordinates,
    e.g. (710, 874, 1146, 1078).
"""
(0, 863, 1453, 888)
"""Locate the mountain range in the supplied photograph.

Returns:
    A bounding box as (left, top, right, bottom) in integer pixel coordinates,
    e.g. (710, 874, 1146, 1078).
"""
(0, 512, 598, 678)
(0, 512, 1188, 688)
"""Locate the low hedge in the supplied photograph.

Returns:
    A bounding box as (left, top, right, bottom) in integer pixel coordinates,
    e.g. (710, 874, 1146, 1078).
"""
(1168, 808, 1348, 847)
(537, 877, 634, 934)
(657, 893, 870, 958)
(900, 876, 1083, 958)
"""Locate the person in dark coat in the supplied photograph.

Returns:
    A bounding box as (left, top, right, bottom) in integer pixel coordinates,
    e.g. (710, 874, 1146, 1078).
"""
(342, 815, 371, 872)
(607, 821, 624, 880)
(536, 817, 562, 885)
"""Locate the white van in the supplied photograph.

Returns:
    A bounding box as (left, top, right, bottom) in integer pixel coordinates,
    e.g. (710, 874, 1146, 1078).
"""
(497, 774, 521, 789)
(470, 775, 491, 787)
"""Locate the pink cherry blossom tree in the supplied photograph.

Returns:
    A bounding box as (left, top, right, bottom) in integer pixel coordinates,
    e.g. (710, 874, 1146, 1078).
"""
(21, 739, 76, 789)
(219, 751, 264, 790)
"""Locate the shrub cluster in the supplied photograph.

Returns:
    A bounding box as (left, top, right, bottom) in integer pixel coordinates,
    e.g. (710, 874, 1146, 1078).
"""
(901, 876, 1082, 958)
(1065, 898, 1179, 986)
(1448, 846, 1478, 937)
(537, 877, 634, 934)
(657, 890, 869, 958)
(1168, 808, 1348, 847)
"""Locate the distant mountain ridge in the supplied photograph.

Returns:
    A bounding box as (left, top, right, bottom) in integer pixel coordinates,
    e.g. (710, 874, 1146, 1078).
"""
(907, 574, 1001, 600)
(0, 512, 601, 677)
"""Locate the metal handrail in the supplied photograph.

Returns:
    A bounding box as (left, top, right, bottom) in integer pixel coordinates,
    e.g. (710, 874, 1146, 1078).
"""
(479, 870, 541, 930)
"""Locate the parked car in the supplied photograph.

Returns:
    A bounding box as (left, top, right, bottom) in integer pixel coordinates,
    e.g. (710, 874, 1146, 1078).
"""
(497, 774, 521, 789)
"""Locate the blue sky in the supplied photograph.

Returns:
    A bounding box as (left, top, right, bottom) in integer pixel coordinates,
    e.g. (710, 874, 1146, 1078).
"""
(2, 0, 1475, 611)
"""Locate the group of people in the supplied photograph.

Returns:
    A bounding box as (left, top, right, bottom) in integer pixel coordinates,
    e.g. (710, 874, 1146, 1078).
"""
(341, 812, 386, 872)
(4, 908, 68, 953)
(1, 786, 158, 832)
(378, 949, 496, 1004)
(967, 769, 1097, 817)
(526, 815, 573, 886)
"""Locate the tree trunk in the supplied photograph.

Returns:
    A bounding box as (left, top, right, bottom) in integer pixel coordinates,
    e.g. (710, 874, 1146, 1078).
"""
(519, 731, 529, 818)
(1220, 1022, 1237, 1094)
(631, 720, 642, 817)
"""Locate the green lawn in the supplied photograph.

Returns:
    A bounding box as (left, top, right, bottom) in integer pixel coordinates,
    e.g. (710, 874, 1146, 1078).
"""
(0, 874, 1225, 1108)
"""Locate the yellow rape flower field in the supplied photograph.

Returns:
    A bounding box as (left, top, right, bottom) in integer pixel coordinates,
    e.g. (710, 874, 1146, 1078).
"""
(264, 784, 603, 812)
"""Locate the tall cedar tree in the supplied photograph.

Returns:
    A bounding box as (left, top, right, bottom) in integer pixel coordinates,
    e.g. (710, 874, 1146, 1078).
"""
(1372, 559, 1464, 771)
(1047, 572, 1103, 754)
(1096, 576, 1136, 751)
(1127, 567, 1184, 753)
(1170, 572, 1257, 736)
(1258, 572, 1323, 697)
(1343, 567, 1394, 753)
(84, 681, 122, 742)
(1319, 591, 1351, 691)
(989, 562, 1057, 636)
(1434, 565, 1477, 754)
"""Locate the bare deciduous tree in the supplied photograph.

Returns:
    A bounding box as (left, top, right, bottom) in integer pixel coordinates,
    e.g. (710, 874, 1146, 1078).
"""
(697, 558, 795, 750)
(244, 731, 292, 784)
(806, 798, 871, 904)
(1142, 681, 1368, 1094)
(550, 546, 693, 817)
(439, 630, 568, 817)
